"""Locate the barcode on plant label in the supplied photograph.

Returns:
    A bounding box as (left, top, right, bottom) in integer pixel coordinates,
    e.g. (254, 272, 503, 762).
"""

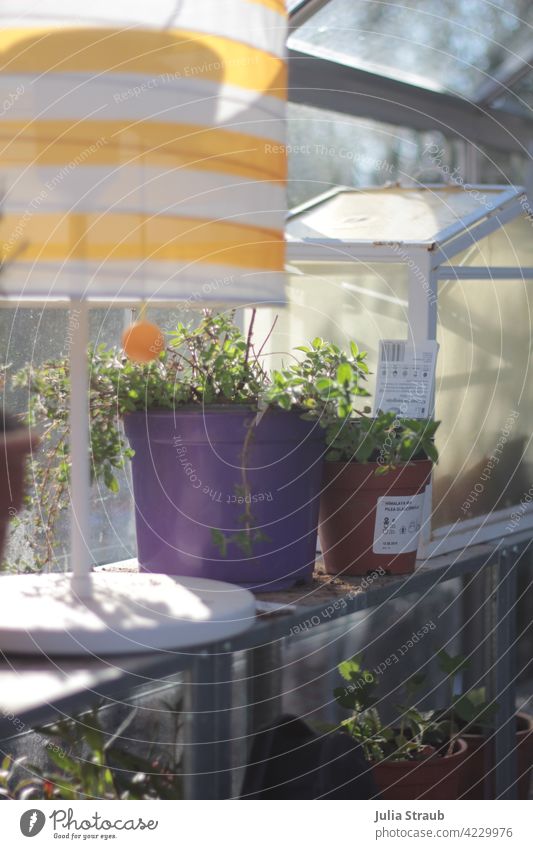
(381, 340, 406, 363)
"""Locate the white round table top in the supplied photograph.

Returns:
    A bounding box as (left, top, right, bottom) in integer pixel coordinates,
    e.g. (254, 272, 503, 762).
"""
(0, 572, 256, 656)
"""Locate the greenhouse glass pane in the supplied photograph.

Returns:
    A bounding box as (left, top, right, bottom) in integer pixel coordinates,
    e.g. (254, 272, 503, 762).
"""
(476, 145, 528, 185)
(442, 213, 533, 267)
(289, 0, 533, 98)
(433, 273, 533, 530)
(287, 104, 457, 208)
(491, 69, 533, 115)
(435, 215, 533, 530)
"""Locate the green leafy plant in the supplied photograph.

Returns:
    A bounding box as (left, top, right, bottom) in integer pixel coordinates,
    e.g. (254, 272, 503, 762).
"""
(436, 649, 498, 737)
(263, 336, 370, 418)
(334, 655, 453, 763)
(263, 338, 439, 471)
(0, 706, 183, 800)
(324, 411, 439, 471)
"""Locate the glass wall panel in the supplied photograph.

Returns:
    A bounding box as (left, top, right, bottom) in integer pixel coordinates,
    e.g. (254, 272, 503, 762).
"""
(289, 0, 533, 98)
(434, 216, 533, 529)
(1, 306, 136, 571)
(287, 103, 459, 208)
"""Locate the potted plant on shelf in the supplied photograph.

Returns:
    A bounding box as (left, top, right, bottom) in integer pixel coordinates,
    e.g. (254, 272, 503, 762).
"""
(334, 655, 467, 800)
(318, 410, 439, 576)
(16, 313, 369, 591)
(435, 650, 533, 799)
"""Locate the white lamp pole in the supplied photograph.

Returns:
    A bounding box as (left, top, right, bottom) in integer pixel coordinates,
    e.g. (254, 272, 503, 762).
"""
(69, 299, 93, 597)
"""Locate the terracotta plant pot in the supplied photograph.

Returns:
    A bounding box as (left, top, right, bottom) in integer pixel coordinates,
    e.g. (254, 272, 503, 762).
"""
(0, 426, 38, 561)
(319, 459, 432, 576)
(373, 738, 468, 800)
(459, 713, 533, 799)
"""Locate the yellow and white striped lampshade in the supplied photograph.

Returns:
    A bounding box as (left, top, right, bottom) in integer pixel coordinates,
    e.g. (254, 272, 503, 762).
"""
(0, 1, 287, 303)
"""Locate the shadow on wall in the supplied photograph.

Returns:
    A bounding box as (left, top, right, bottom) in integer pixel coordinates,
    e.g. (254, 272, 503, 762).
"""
(433, 436, 531, 528)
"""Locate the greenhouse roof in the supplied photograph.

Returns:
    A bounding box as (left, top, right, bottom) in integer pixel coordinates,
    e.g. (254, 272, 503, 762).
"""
(288, 1, 533, 153)
(286, 184, 525, 249)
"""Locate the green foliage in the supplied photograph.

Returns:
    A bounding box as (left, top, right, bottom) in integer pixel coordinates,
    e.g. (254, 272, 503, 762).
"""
(263, 337, 439, 470)
(262, 336, 370, 419)
(436, 649, 498, 733)
(336, 650, 499, 765)
(165, 309, 268, 406)
(0, 707, 183, 800)
(437, 648, 469, 677)
(334, 655, 451, 763)
(325, 412, 439, 469)
(0, 755, 43, 800)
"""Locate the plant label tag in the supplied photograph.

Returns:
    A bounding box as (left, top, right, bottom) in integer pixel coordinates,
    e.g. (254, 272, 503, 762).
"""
(373, 492, 425, 554)
(373, 340, 439, 418)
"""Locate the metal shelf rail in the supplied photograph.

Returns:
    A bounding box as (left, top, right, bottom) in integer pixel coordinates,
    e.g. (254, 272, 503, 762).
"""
(0, 536, 528, 800)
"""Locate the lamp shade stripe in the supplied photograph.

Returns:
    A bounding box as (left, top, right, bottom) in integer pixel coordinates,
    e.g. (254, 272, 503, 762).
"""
(246, 0, 286, 14)
(0, 1, 288, 304)
(0, 29, 286, 90)
(5, 264, 287, 303)
(0, 75, 286, 135)
(0, 213, 284, 267)
(0, 121, 286, 179)
(1, 167, 286, 232)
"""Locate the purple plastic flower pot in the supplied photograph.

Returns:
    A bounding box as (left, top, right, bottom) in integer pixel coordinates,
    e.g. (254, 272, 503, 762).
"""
(123, 407, 325, 591)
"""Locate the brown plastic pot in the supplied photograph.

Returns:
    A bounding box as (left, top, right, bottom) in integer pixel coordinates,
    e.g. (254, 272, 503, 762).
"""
(0, 427, 38, 561)
(459, 713, 533, 799)
(319, 459, 432, 576)
(373, 738, 468, 800)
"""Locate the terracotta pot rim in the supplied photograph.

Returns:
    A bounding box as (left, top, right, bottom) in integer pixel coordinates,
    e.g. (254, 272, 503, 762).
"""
(371, 737, 468, 769)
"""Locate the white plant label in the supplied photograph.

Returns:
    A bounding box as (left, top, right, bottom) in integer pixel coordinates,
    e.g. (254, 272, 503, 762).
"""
(373, 340, 439, 419)
(373, 493, 425, 554)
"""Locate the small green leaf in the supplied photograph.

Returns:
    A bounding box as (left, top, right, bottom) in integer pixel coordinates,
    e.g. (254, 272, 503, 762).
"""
(336, 363, 353, 385)
(103, 467, 119, 493)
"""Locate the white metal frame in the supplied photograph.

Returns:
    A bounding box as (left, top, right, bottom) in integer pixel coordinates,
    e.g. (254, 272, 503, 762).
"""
(286, 183, 533, 558)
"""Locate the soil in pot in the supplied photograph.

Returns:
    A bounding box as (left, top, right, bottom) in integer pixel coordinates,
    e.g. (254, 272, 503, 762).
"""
(373, 738, 468, 800)
(319, 459, 432, 576)
(124, 407, 325, 592)
(0, 425, 38, 561)
(459, 712, 533, 799)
